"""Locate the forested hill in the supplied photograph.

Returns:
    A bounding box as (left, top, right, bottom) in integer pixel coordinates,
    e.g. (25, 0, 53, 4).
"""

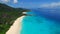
(0, 3, 29, 34)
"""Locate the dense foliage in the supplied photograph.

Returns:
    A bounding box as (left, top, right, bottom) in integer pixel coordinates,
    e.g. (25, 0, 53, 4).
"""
(0, 3, 29, 34)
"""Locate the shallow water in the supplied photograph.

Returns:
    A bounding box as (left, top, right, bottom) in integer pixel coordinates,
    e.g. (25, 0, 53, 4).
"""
(20, 10, 60, 34)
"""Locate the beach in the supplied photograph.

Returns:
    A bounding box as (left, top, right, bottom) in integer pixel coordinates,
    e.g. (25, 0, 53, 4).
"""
(6, 16, 25, 34)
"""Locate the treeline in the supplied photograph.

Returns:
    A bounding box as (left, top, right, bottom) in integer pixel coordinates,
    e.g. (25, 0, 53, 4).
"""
(0, 3, 29, 34)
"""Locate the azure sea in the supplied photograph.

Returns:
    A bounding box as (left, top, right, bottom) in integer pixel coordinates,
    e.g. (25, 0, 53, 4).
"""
(20, 10, 60, 34)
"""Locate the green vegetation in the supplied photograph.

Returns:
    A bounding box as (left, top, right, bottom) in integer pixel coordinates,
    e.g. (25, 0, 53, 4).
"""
(0, 3, 29, 34)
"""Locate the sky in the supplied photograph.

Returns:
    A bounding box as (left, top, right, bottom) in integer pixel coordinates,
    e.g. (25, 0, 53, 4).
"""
(0, 0, 60, 9)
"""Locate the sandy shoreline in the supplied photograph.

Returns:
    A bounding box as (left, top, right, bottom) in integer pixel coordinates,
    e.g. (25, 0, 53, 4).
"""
(6, 16, 25, 34)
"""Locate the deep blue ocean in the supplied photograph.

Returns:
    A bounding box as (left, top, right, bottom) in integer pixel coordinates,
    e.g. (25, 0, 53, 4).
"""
(20, 9, 60, 34)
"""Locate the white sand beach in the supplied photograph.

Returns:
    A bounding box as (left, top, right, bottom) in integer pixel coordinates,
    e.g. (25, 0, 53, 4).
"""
(6, 16, 25, 34)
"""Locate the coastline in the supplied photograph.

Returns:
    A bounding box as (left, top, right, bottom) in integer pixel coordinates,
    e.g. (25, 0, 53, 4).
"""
(6, 16, 25, 34)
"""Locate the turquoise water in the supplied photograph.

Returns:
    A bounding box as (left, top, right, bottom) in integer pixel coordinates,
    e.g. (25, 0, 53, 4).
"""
(20, 10, 60, 34)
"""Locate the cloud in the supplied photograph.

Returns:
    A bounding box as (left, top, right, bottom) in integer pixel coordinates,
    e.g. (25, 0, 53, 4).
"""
(1, 0, 9, 2)
(40, 2, 60, 8)
(13, 0, 18, 4)
(0, 0, 18, 3)
(5, 0, 9, 2)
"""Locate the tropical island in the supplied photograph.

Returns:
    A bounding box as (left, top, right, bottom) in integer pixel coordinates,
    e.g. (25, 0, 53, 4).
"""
(0, 3, 30, 34)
